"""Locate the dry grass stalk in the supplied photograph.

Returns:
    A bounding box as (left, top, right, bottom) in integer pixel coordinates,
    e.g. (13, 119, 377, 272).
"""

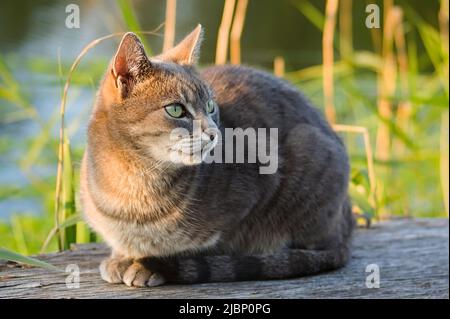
(369, 19, 382, 55)
(369, 28, 382, 56)
(230, 0, 249, 64)
(393, 8, 411, 156)
(333, 124, 377, 211)
(440, 111, 449, 216)
(322, 0, 339, 124)
(375, 2, 400, 161)
(54, 33, 122, 252)
(367, 0, 382, 55)
(439, 0, 449, 216)
(273, 56, 285, 77)
(440, 0, 449, 54)
(339, 0, 353, 60)
(216, 0, 236, 64)
(439, 0, 449, 94)
(163, 0, 177, 52)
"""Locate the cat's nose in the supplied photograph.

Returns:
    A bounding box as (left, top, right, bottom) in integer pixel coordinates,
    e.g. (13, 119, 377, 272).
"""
(203, 127, 218, 143)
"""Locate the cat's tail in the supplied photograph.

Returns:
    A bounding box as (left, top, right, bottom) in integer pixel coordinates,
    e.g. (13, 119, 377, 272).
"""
(141, 246, 350, 284)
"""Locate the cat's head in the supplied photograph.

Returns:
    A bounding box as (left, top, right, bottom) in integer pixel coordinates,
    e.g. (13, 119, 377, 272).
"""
(96, 25, 220, 166)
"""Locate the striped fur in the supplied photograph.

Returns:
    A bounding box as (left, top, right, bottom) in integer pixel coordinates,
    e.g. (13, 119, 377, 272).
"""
(139, 246, 351, 284)
(81, 26, 354, 287)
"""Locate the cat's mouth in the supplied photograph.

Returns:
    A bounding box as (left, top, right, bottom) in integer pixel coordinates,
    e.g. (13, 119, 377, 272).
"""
(169, 133, 218, 164)
(201, 133, 219, 155)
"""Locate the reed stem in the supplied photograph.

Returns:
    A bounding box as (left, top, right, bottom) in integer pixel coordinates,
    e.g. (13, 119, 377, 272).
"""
(216, 0, 236, 64)
(274, 56, 285, 77)
(339, 0, 353, 60)
(230, 0, 249, 64)
(375, 1, 399, 161)
(323, 0, 339, 124)
(393, 8, 411, 157)
(163, 0, 177, 52)
(333, 124, 377, 213)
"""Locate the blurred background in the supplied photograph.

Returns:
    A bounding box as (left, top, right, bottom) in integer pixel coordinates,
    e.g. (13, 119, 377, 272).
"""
(0, 0, 448, 255)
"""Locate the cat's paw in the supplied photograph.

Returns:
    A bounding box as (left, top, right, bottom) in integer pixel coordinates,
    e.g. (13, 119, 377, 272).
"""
(99, 256, 133, 284)
(122, 261, 166, 287)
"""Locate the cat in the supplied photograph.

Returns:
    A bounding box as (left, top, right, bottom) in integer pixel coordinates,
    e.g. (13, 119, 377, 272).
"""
(79, 24, 354, 287)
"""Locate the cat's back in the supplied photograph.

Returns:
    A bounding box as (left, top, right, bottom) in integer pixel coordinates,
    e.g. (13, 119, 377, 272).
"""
(200, 64, 333, 136)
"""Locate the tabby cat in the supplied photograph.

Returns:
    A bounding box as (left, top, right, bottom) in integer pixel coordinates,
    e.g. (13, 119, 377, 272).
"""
(80, 25, 354, 287)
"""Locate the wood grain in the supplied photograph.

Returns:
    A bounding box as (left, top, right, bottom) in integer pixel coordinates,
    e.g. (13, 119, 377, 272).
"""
(0, 218, 448, 299)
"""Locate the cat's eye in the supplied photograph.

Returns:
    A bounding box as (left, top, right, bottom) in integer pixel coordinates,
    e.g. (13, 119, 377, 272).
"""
(206, 100, 216, 114)
(165, 104, 185, 118)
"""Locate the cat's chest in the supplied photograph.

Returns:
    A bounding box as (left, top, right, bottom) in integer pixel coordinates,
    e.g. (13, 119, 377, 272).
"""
(83, 187, 218, 257)
(86, 195, 221, 258)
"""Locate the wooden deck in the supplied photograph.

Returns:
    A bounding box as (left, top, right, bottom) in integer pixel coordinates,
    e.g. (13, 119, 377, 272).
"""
(0, 218, 448, 299)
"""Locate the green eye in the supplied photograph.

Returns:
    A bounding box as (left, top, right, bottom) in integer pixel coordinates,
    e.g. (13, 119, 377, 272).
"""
(206, 100, 216, 113)
(165, 104, 185, 118)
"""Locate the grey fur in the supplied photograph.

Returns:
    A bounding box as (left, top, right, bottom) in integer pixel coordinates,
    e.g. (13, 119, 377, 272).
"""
(81, 30, 354, 287)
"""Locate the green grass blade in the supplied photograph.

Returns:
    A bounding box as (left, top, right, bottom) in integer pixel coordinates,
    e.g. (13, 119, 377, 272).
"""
(116, 0, 152, 54)
(41, 213, 81, 253)
(291, 0, 324, 31)
(349, 182, 376, 217)
(440, 111, 449, 215)
(404, 6, 449, 97)
(10, 215, 28, 255)
(0, 247, 61, 272)
(76, 222, 92, 243)
(340, 80, 418, 150)
(0, 55, 39, 119)
(60, 132, 76, 250)
(20, 110, 59, 170)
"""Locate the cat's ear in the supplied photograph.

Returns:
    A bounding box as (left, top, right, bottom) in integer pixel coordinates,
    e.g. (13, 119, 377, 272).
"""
(159, 24, 203, 65)
(111, 32, 151, 99)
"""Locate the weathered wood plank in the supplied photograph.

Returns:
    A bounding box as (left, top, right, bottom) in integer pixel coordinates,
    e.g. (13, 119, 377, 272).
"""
(0, 218, 448, 299)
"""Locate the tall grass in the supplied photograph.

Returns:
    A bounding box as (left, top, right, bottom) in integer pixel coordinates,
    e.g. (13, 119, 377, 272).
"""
(293, 0, 448, 219)
(0, 0, 447, 264)
(230, 0, 249, 64)
(163, 0, 177, 52)
(0, 1, 162, 263)
(322, 0, 338, 124)
(216, 0, 236, 64)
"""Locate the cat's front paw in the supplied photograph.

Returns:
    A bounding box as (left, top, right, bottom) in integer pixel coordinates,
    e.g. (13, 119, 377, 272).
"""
(99, 256, 133, 284)
(122, 261, 166, 287)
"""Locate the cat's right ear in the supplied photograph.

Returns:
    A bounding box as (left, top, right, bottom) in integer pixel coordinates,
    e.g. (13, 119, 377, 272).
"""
(110, 32, 151, 100)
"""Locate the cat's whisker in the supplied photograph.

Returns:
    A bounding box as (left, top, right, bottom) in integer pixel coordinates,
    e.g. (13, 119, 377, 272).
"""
(140, 159, 169, 176)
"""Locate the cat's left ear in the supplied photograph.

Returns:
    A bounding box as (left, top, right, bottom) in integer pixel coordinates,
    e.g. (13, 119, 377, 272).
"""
(111, 32, 151, 99)
(159, 24, 203, 65)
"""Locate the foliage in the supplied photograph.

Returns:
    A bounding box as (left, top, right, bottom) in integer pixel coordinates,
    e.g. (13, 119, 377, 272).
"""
(0, 0, 447, 261)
